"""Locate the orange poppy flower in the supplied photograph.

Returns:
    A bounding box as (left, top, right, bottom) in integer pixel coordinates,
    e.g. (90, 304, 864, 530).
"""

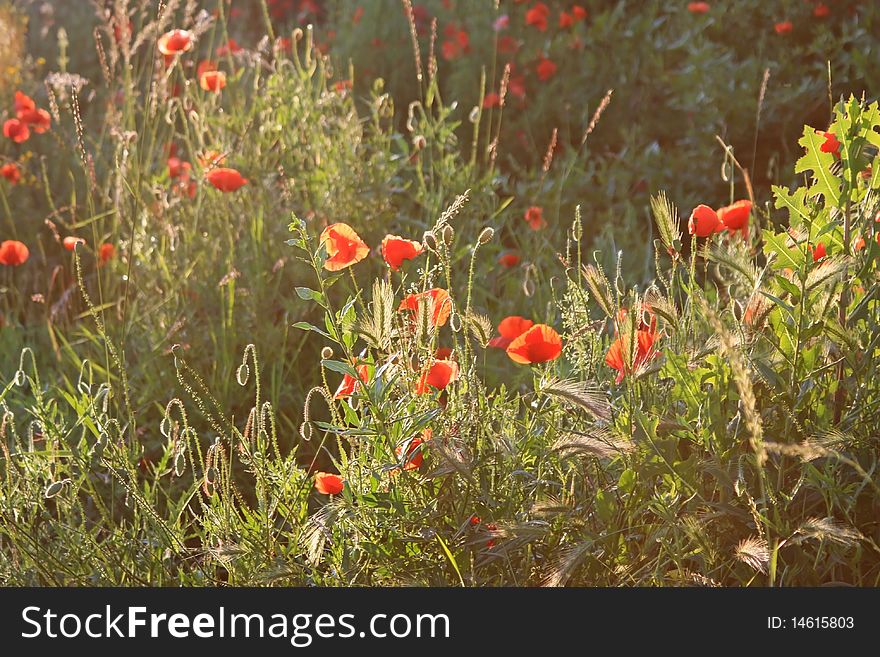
(0, 240, 29, 266)
(200, 70, 227, 93)
(1, 163, 20, 184)
(488, 315, 534, 350)
(605, 329, 659, 384)
(396, 428, 430, 471)
(774, 21, 793, 35)
(717, 199, 752, 237)
(688, 2, 710, 13)
(314, 472, 344, 495)
(506, 324, 562, 364)
(63, 236, 85, 251)
(524, 206, 545, 231)
(854, 235, 866, 252)
(415, 359, 460, 394)
(536, 57, 557, 82)
(333, 363, 370, 399)
(319, 223, 370, 271)
(688, 204, 721, 237)
(206, 167, 248, 192)
(99, 243, 116, 265)
(810, 242, 827, 262)
(399, 288, 453, 327)
(3, 118, 30, 144)
(381, 235, 424, 271)
(158, 29, 194, 56)
(498, 251, 520, 268)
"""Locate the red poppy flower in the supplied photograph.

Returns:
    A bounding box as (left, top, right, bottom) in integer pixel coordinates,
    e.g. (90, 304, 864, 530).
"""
(498, 35, 519, 55)
(167, 157, 189, 179)
(216, 38, 242, 57)
(483, 92, 501, 109)
(416, 359, 460, 394)
(196, 60, 217, 79)
(717, 199, 752, 237)
(536, 57, 557, 82)
(524, 206, 546, 231)
(498, 251, 520, 268)
(774, 21, 793, 35)
(99, 243, 116, 265)
(333, 363, 370, 399)
(396, 429, 429, 471)
(0, 240, 29, 266)
(14, 91, 35, 115)
(3, 119, 30, 144)
(314, 472, 344, 495)
(319, 223, 370, 271)
(158, 29, 193, 56)
(200, 70, 227, 93)
(559, 11, 574, 28)
(818, 131, 841, 158)
(605, 329, 659, 384)
(854, 235, 866, 252)
(525, 3, 550, 31)
(810, 242, 827, 262)
(206, 167, 248, 192)
(353, 6, 365, 24)
(470, 514, 481, 526)
(688, 204, 721, 237)
(17, 107, 50, 134)
(688, 2, 710, 13)
(1, 163, 20, 184)
(813, 3, 830, 18)
(616, 306, 656, 335)
(63, 236, 85, 251)
(381, 235, 424, 271)
(399, 288, 453, 327)
(488, 315, 534, 350)
(572, 6, 587, 21)
(506, 324, 562, 364)
(434, 347, 453, 360)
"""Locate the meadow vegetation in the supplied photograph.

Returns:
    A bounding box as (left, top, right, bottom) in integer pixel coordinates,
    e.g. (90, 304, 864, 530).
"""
(0, 0, 878, 586)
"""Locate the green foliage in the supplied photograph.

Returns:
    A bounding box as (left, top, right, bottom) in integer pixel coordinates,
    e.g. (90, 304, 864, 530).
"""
(0, 2, 879, 587)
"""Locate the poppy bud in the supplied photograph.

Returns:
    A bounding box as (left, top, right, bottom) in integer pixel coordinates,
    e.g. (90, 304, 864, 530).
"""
(423, 231, 437, 250)
(441, 225, 454, 246)
(321, 346, 333, 359)
(478, 227, 494, 245)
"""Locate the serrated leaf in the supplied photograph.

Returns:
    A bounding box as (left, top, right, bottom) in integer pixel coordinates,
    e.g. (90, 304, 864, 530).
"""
(795, 126, 842, 208)
(762, 230, 802, 270)
(772, 185, 810, 226)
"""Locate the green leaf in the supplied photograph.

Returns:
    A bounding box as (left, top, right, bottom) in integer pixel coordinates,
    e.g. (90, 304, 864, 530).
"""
(321, 359, 359, 379)
(618, 469, 636, 494)
(762, 229, 802, 270)
(772, 185, 810, 227)
(795, 125, 842, 208)
(291, 321, 331, 339)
